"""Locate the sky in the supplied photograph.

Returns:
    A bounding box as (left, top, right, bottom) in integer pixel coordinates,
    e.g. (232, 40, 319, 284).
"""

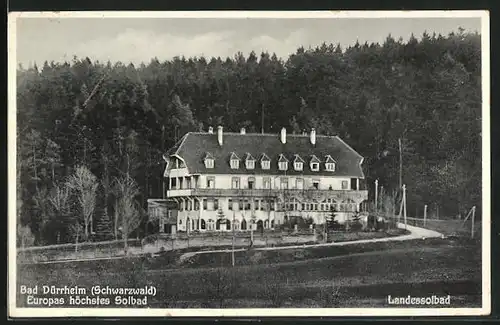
(15, 15, 482, 67)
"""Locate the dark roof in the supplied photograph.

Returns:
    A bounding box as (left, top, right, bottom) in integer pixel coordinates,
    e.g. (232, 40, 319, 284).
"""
(167, 131, 365, 178)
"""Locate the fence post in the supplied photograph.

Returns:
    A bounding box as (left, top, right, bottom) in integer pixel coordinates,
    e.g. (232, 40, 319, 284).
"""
(471, 206, 476, 239)
(375, 179, 378, 213)
(424, 204, 427, 227)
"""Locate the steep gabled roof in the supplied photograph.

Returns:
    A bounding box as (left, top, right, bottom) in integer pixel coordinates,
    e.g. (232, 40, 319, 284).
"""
(245, 152, 255, 161)
(325, 155, 336, 163)
(260, 153, 271, 161)
(277, 154, 289, 162)
(310, 155, 321, 163)
(293, 154, 305, 163)
(204, 152, 214, 160)
(166, 131, 365, 178)
(229, 152, 240, 160)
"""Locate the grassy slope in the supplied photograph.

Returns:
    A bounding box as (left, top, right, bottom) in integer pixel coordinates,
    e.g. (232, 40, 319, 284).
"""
(17, 238, 481, 308)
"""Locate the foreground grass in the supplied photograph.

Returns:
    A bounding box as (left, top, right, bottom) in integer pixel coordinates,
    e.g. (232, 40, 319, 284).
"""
(17, 237, 481, 308)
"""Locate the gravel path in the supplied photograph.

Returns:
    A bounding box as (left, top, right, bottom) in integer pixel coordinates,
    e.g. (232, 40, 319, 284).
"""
(177, 223, 444, 263)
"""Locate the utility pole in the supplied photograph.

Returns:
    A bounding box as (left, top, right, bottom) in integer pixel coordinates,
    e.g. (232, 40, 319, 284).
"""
(403, 184, 407, 230)
(374, 179, 379, 213)
(424, 204, 428, 227)
(471, 206, 476, 239)
(398, 138, 403, 190)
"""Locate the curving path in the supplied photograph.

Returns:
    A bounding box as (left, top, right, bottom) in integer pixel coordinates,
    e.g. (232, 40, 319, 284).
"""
(177, 223, 444, 264)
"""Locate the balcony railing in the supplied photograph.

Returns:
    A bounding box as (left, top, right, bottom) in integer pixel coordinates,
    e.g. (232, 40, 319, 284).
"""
(167, 188, 368, 201)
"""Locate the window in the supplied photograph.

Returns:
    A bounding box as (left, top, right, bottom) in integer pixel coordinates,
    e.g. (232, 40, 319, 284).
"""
(207, 176, 215, 188)
(201, 219, 206, 230)
(261, 160, 270, 170)
(278, 161, 288, 171)
(254, 199, 259, 211)
(296, 178, 303, 189)
(351, 178, 358, 190)
(245, 199, 251, 210)
(205, 158, 214, 169)
(203, 199, 207, 210)
(194, 200, 200, 211)
(186, 178, 192, 189)
(263, 177, 271, 189)
(231, 177, 240, 189)
(214, 199, 219, 210)
(312, 180, 319, 189)
(228, 199, 233, 210)
(248, 177, 255, 189)
(230, 159, 239, 169)
(301, 203, 305, 211)
(187, 200, 192, 211)
(270, 200, 275, 211)
(311, 162, 319, 171)
(239, 199, 244, 211)
(207, 219, 215, 231)
(260, 200, 265, 211)
(294, 162, 303, 171)
(341, 180, 349, 190)
(246, 160, 255, 169)
(280, 178, 289, 189)
(171, 178, 177, 189)
(326, 163, 335, 171)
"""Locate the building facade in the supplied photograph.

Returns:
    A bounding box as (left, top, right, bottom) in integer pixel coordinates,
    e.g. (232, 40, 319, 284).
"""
(149, 126, 368, 233)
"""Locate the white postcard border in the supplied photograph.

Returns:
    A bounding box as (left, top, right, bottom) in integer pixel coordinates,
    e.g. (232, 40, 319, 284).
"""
(7, 10, 491, 318)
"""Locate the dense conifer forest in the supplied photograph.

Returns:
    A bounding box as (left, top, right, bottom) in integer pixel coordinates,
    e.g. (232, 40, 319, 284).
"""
(16, 29, 481, 246)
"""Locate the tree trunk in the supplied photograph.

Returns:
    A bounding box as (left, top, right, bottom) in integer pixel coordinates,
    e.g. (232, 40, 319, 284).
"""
(84, 217, 89, 242)
(75, 230, 79, 253)
(32, 139, 38, 191)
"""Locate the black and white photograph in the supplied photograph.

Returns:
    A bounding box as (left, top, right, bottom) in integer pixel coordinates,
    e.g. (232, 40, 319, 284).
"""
(8, 11, 490, 317)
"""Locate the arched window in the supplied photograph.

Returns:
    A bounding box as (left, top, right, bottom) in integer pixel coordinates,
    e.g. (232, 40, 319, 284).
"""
(241, 219, 247, 230)
(201, 219, 206, 230)
(233, 220, 240, 231)
(264, 220, 269, 229)
(207, 219, 215, 231)
(271, 220, 275, 228)
(226, 219, 231, 230)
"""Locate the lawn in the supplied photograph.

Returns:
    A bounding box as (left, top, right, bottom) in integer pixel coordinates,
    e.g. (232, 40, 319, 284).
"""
(16, 237, 482, 308)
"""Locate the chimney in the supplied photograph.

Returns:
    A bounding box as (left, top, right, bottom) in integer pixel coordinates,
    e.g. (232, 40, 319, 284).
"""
(310, 128, 316, 145)
(217, 126, 223, 146)
(280, 127, 287, 144)
(240, 127, 246, 135)
(208, 126, 214, 134)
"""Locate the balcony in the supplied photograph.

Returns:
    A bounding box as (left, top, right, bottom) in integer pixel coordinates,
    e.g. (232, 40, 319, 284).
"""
(166, 188, 368, 202)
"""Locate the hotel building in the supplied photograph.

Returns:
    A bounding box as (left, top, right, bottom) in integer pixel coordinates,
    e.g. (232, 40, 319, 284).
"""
(148, 126, 368, 233)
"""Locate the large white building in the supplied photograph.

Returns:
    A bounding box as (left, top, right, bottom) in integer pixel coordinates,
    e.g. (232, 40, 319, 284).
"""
(148, 126, 368, 233)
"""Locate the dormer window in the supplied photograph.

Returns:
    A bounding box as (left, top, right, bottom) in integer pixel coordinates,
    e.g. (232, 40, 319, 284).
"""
(246, 160, 255, 169)
(325, 155, 336, 172)
(260, 153, 271, 170)
(229, 152, 240, 169)
(278, 154, 289, 171)
(293, 154, 305, 171)
(245, 153, 255, 170)
(204, 153, 215, 169)
(310, 155, 321, 171)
